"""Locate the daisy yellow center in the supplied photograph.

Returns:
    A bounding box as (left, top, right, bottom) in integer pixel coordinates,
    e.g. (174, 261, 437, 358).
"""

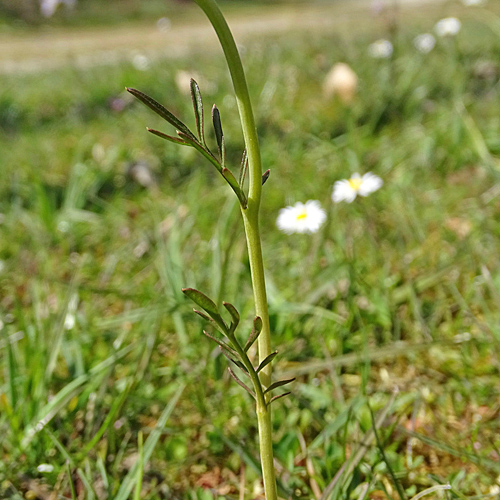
(296, 211, 308, 221)
(348, 177, 363, 191)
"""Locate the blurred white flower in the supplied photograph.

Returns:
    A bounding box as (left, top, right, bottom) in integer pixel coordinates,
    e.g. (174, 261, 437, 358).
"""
(368, 39, 393, 59)
(40, 0, 59, 17)
(64, 294, 79, 330)
(323, 63, 358, 103)
(413, 33, 436, 54)
(156, 17, 171, 33)
(276, 200, 326, 234)
(490, 485, 500, 496)
(453, 332, 471, 343)
(435, 17, 461, 37)
(57, 220, 69, 232)
(132, 53, 150, 71)
(64, 314, 75, 330)
(37, 463, 54, 473)
(332, 173, 383, 203)
(40, 0, 76, 17)
(462, 0, 485, 5)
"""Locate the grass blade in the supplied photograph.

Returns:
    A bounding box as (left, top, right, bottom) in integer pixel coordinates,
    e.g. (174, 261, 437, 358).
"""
(81, 381, 130, 455)
(133, 431, 144, 500)
(67, 461, 77, 500)
(409, 485, 451, 500)
(114, 383, 185, 500)
(320, 390, 397, 500)
(21, 343, 135, 448)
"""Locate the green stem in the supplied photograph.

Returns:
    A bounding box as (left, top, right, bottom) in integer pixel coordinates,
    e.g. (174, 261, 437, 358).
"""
(193, 1, 276, 499)
(227, 331, 266, 408)
(257, 403, 277, 500)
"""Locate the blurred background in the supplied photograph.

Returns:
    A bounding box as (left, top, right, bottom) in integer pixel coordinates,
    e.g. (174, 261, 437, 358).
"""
(2, 0, 500, 499)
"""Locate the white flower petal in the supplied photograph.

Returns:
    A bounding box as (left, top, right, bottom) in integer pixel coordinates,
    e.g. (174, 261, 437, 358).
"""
(358, 173, 383, 196)
(64, 313, 75, 330)
(332, 181, 357, 203)
(413, 33, 436, 54)
(276, 200, 326, 234)
(462, 0, 485, 6)
(37, 464, 54, 473)
(435, 17, 461, 37)
(368, 39, 393, 59)
(332, 172, 383, 203)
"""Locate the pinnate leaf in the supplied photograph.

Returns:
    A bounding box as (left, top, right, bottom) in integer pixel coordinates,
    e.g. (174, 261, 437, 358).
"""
(212, 105, 224, 159)
(228, 367, 256, 399)
(190, 79, 205, 145)
(269, 392, 291, 405)
(147, 128, 188, 145)
(182, 288, 219, 317)
(257, 351, 278, 373)
(202, 331, 238, 358)
(223, 302, 240, 327)
(219, 346, 249, 375)
(244, 316, 263, 352)
(126, 87, 196, 141)
(262, 169, 270, 185)
(264, 378, 295, 394)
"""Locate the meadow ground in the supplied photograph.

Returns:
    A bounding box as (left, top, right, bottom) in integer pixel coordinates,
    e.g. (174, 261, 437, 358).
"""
(1, 0, 500, 499)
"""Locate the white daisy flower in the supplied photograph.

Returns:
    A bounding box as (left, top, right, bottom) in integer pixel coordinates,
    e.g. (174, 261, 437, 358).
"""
(413, 33, 436, 54)
(276, 200, 326, 234)
(332, 172, 383, 203)
(435, 17, 461, 37)
(368, 39, 393, 59)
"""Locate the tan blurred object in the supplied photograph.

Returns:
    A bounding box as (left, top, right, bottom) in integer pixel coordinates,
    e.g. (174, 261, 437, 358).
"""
(445, 217, 472, 239)
(175, 70, 195, 95)
(175, 70, 217, 95)
(323, 62, 358, 103)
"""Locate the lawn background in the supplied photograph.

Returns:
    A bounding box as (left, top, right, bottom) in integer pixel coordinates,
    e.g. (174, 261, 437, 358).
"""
(1, 0, 500, 498)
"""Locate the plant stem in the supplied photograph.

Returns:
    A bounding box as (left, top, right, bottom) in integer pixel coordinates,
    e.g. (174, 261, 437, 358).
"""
(193, 1, 277, 499)
(192, 0, 272, 394)
(257, 402, 277, 499)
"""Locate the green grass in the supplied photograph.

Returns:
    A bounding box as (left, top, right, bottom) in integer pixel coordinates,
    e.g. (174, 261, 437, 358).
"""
(2, 1, 500, 499)
(0, 0, 304, 30)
